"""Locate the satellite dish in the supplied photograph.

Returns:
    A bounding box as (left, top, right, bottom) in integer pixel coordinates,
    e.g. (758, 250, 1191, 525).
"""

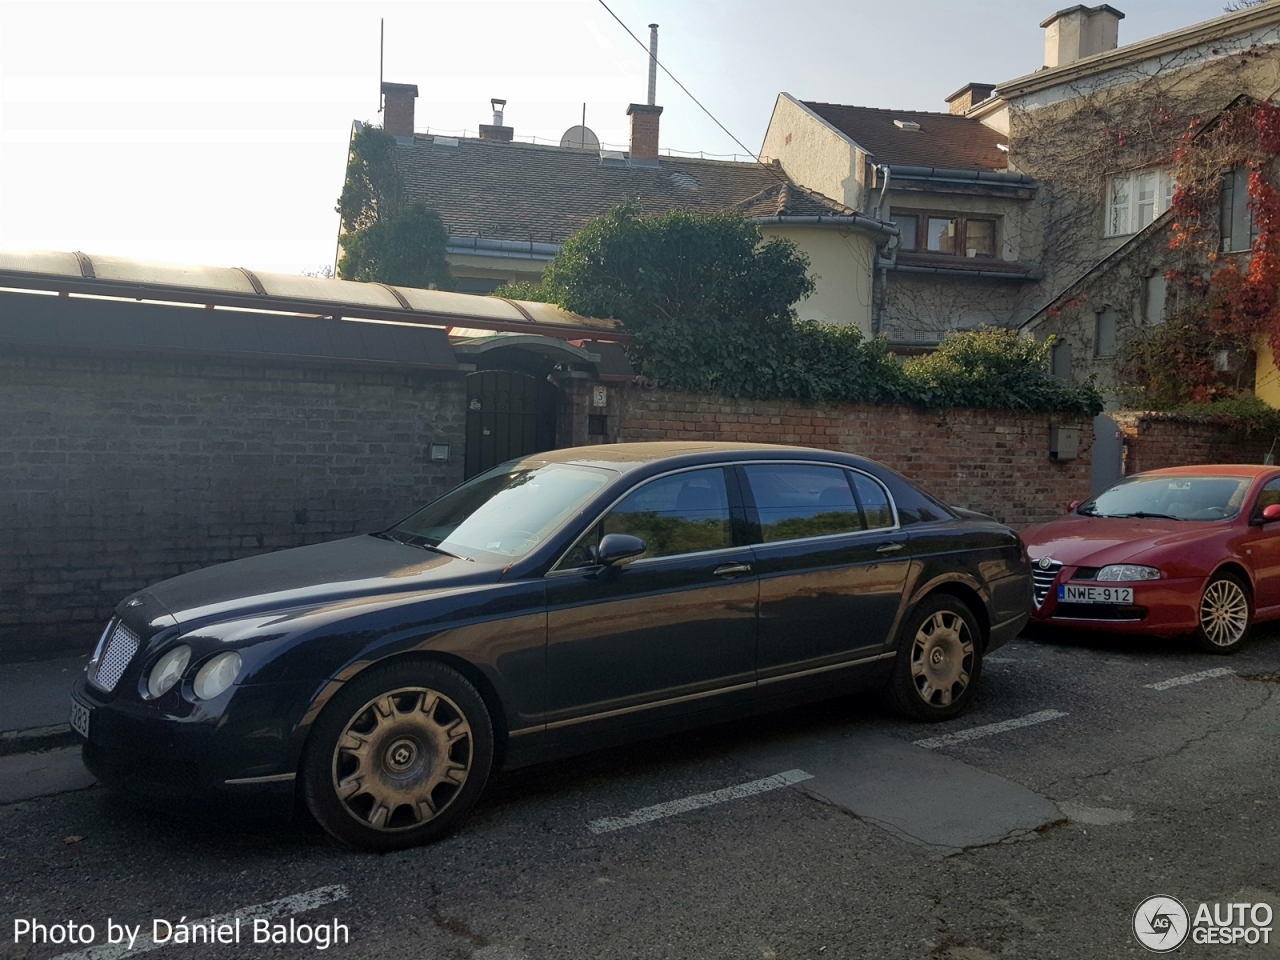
(560, 125, 600, 150)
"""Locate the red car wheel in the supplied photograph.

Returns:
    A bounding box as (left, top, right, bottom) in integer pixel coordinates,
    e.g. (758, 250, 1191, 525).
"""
(1191, 573, 1251, 654)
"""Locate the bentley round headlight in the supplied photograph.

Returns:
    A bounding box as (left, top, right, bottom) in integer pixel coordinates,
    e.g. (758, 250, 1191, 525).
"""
(147, 645, 191, 699)
(192, 651, 242, 700)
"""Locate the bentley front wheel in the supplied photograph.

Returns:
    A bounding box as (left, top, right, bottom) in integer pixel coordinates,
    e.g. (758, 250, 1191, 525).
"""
(301, 660, 494, 850)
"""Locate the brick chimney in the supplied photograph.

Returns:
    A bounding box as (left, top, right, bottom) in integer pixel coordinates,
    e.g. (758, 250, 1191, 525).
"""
(945, 82, 997, 115)
(627, 103, 663, 162)
(479, 98, 514, 141)
(1042, 5, 1124, 68)
(381, 82, 418, 138)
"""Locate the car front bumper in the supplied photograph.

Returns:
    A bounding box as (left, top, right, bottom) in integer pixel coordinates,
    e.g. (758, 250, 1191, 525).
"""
(1028, 574, 1204, 637)
(72, 677, 319, 815)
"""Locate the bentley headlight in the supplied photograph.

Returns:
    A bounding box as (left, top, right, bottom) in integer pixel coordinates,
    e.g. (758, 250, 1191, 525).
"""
(192, 651, 242, 700)
(147, 645, 192, 699)
(1096, 564, 1160, 582)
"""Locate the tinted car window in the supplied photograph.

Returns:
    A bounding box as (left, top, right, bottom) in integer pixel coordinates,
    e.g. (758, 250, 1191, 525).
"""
(599, 468, 733, 561)
(850, 472, 895, 530)
(744, 464, 865, 542)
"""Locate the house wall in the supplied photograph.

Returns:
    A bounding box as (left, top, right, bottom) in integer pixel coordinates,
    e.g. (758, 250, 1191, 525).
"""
(759, 224, 875, 332)
(446, 253, 546, 294)
(1256, 338, 1280, 409)
(760, 94, 868, 212)
(887, 189, 1038, 263)
(880, 272, 1029, 346)
(1021, 219, 1183, 403)
(614, 387, 1093, 529)
(0, 349, 466, 661)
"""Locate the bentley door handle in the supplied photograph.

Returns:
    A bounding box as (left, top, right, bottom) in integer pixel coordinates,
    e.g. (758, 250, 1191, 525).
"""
(713, 562, 753, 577)
(876, 543, 905, 554)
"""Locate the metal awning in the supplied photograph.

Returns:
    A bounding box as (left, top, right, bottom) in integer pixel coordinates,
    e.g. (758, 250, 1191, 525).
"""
(0, 250, 627, 342)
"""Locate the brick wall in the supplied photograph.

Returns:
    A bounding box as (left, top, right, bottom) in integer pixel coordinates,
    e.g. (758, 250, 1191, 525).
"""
(1114, 412, 1273, 473)
(1, 350, 465, 661)
(615, 387, 1094, 529)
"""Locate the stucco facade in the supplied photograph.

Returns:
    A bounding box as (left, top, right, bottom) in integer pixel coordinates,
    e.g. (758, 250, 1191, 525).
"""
(758, 223, 876, 330)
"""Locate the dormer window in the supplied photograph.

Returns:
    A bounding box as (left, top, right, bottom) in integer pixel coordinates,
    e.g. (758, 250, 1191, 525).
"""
(1105, 170, 1174, 237)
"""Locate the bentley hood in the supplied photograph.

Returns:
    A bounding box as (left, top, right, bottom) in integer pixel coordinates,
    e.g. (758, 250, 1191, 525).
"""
(134, 535, 502, 626)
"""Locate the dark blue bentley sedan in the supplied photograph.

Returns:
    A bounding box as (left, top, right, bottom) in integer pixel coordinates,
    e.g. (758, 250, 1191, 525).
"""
(72, 442, 1031, 850)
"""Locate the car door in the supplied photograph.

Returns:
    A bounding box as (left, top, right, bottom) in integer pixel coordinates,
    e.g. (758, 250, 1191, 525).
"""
(543, 466, 759, 739)
(1245, 476, 1280, 614)
(739, 462, 909, 684)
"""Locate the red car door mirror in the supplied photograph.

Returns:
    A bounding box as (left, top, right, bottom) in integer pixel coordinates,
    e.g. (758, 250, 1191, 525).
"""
(1067, 500, 1083, 513)
(1262, 504, 1280, 523)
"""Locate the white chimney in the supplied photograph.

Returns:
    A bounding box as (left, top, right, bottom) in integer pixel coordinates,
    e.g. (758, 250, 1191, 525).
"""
(647, 24, 659, 106)
(1042, 4, 1124, 68)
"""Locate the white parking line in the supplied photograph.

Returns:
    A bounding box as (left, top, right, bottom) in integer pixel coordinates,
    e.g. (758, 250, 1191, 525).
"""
(913, 710, 1069, 749)
(51, 884, 349, 960)
(588, 769, 813, 834)
(1144, 667, 1234, 691)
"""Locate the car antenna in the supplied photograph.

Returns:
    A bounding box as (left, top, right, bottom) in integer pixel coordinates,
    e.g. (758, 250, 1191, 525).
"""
(1266, 437, 1279, 466)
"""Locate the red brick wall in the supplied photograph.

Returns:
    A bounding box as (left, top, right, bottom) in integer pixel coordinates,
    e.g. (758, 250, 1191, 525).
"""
(1114, 413, 1272, 473)
(615, 387, 1093, 529)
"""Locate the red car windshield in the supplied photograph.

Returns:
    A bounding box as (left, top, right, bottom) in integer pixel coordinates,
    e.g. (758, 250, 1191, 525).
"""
(1077, 475, 1252, 521)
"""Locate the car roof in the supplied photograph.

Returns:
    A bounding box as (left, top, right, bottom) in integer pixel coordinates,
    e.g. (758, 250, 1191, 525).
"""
(519, 441, 858, 473)
(1140, 464, 1276, 479)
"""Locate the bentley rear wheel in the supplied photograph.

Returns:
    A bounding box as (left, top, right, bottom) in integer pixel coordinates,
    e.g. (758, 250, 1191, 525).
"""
(1190, 572, 1251, 655)
(887, 593, 984, 722)
(301, 660, 494, 851)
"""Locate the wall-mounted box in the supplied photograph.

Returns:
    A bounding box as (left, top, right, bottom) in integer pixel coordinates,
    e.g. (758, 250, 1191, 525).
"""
(1049, 424, 1079, 462)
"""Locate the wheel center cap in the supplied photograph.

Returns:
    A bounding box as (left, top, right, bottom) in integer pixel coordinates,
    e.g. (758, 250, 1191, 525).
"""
(385, 738, 418, 771)
(930, 647, 946, 666)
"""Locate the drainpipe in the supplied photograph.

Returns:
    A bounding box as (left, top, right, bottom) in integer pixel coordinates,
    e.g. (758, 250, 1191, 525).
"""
(872, 164, 896, 337)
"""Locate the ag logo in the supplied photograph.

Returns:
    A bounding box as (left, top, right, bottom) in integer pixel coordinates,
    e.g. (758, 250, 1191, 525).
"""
(1038, 557, 1054, 569)
(1134, 895, 1190, 952)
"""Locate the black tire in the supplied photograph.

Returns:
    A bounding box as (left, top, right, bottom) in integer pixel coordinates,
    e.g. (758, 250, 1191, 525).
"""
(301, 659, 494, 851)
(1189, 572, 1252, 655)
(886, 593, 985, 722)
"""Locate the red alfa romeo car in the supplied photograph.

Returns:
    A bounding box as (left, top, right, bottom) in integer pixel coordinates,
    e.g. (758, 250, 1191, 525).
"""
(1021, 465, 1280, 653)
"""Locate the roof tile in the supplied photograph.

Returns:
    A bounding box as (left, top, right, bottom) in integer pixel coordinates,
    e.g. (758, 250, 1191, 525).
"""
(803, 102, 1008, 171)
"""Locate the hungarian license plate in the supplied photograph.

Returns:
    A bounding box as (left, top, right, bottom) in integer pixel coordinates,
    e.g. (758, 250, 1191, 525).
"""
(1058, 584, 1133, 604)
(69, 700, 91, 739)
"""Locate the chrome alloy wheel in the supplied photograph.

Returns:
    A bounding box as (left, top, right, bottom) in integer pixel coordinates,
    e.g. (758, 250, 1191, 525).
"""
(1200, 577, 1250, 647)
(909, 610, 975, 707)
(331, 687, 473, 832)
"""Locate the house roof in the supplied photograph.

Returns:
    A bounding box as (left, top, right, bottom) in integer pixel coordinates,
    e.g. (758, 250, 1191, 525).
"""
(392, 135, 858, 244)
(801, 102, 1009, 171)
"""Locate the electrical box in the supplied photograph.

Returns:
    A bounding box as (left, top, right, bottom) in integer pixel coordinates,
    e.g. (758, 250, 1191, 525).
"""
(1049, 424, 1079, 462)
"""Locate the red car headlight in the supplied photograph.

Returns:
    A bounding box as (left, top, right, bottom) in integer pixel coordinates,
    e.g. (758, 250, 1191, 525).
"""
(1096, 564, 1161, 581)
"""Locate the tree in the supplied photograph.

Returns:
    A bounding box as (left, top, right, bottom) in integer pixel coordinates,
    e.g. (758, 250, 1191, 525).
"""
(499, 203, 1100, 414)
(335, 124, 453, 289)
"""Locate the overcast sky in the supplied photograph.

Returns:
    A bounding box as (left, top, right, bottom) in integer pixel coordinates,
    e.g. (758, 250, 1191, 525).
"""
(0, 0, 1235, 274)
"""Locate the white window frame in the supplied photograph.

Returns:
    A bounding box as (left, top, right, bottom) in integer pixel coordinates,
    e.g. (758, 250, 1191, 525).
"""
(1105, 170, 1175, 238)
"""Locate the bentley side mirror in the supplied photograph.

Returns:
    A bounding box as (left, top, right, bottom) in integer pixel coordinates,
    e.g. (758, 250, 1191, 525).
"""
(1067, 500, 1083, 513)
(596, 533, 647, 566)
(1256, 504, 1280, 525)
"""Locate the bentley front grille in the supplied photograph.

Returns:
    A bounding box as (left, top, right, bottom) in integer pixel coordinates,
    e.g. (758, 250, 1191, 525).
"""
(87, 621, 141, 693)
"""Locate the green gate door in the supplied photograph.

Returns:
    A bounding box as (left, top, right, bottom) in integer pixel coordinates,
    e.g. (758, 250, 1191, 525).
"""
(464, 370, 559, 478)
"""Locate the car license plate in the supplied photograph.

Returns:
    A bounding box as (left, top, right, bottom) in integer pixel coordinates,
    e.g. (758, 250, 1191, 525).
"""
(69, 700, 91, 739)
(1058, 584, 1134, 604)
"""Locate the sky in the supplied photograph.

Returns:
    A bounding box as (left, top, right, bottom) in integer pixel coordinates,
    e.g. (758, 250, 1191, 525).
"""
(0, 0, 1238, 275)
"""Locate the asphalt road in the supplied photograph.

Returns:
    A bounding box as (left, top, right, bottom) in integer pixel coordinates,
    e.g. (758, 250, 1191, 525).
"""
(3, 625, 1280, 960)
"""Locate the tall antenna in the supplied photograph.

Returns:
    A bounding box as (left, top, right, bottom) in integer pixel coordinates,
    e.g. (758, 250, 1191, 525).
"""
(378, 18, 384, 114)
(581, 103, 586, 148)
